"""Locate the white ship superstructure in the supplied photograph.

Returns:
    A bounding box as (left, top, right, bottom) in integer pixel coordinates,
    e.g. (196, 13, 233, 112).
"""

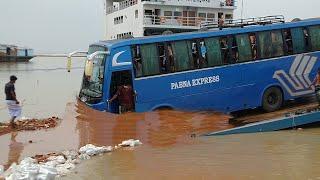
(105, 0, 236, 39)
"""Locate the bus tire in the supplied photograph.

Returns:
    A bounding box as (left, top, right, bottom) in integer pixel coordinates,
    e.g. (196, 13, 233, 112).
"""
(262, 87, 283, 112)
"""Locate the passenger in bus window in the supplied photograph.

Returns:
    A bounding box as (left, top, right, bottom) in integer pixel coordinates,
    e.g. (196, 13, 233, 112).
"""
(220, 38, 228, 64)
(133, 46, 143, 77)
(283, 30, 293, 54)
(200, 41, 207, 67)
(249, 34, 257, 60)
(303, 28, 309, 49)
(191, 42, 200, 69)
(108, 78, 135, 114)
(158, 44, 167, 73)
(167, 44, 175, 72)
(230, 38, 238, 63)
(310, 68, 320, 106)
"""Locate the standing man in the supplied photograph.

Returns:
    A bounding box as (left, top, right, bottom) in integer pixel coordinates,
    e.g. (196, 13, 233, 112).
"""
(108, 79, 135, 114)
(5, 75, 21, 128)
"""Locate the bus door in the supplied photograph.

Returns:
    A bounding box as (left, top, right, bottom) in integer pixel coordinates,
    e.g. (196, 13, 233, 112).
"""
(109, 70, 134, 113)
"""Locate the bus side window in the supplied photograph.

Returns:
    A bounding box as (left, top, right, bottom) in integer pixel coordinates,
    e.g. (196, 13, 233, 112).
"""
(190, 40, 200, 69)
(199, 40, 208, 68)
(229, 36, 238, 63)
(204, 37, 223, 67)
(235, 33, 252, 62)
(270, 30, 284, 57)
(189, 39, 208, 69)
(157, 43, 168, 73)
(257, 31, 272, 59)
(290, 27, 307, 54)
(220, 37, 229, 64)
(283, 29, 293, 55)
(171, 40, 193, 72)
(132, 45, 142, 77)
(249, 33, 257, 60)
(167, 43, 175, 72)
(307, 25, 320, 51)
(140, 43, 160, 76)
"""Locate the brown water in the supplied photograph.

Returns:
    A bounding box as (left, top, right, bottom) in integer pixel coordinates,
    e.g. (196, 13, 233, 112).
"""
(1, 58, 320, 179)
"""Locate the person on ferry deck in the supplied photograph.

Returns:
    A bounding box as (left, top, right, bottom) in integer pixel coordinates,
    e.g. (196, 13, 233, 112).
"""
(311, 68, 320, 105)
(108, 79, 135, 114)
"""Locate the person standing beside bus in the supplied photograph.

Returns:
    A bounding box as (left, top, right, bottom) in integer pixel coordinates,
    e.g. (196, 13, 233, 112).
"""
(4, 75, 21, 128)
(311, 68, 320, 105)
(108, 79, 135, 114)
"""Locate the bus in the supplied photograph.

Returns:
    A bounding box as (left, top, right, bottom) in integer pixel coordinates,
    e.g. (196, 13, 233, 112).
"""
(79, 18, 320, 114)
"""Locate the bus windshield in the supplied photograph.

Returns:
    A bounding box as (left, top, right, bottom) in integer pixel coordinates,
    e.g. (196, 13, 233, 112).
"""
(80, 46, 107, 103)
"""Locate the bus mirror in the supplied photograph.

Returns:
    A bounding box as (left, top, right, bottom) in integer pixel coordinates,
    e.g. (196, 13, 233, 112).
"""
(84, 60, 94, 76)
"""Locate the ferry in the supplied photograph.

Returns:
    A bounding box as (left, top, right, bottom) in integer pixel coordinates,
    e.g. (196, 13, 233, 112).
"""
(104, 0, 236, 39)
(77, 17, 320, 114)
(0, 44, 34, 62)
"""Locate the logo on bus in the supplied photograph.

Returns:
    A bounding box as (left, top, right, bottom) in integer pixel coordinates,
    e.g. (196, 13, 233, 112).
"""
(171, 75, 220, 90)
(273, 54, 317, 96)
(112, 51, 132, 67)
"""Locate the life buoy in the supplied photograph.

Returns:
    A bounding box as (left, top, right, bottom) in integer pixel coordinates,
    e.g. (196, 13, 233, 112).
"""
(160, 17, 166, 24)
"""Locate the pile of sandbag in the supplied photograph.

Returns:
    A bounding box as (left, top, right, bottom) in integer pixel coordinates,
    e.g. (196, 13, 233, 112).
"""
(0, 139, 142, 179)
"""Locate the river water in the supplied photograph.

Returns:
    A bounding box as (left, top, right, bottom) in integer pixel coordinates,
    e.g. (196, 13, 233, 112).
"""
(1, 58, 320, 179)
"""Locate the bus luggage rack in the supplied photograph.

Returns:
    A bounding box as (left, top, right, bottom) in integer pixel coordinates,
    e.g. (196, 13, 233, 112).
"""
(200, 15, 285, 30)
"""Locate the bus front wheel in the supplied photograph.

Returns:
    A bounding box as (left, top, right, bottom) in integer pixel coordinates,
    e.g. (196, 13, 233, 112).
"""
(262, 87, 283, 112)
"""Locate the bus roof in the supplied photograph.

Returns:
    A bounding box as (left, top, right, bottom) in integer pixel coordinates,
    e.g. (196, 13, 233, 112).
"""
(93, 18, 320, 50)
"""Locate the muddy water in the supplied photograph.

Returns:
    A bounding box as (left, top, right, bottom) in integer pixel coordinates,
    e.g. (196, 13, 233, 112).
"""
(1, 58, 320, 179)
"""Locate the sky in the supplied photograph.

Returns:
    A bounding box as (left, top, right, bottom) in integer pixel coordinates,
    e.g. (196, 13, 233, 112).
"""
(0, 0, 319, 53)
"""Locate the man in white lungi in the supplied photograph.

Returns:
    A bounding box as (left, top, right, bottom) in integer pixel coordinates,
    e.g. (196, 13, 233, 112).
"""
(5, 75, 21, 128)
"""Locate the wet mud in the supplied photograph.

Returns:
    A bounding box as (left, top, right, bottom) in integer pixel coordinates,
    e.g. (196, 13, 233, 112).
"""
(0, 100, 232, 170)
(0, 117, 60, 136)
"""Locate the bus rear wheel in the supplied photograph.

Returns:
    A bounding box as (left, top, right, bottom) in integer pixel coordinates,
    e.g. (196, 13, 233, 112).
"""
(262, 87, 283, 112)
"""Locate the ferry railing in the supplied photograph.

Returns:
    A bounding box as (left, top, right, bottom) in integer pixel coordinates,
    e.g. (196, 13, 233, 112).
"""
(144, 15, 217, 28)
(200, 15, 285, 30)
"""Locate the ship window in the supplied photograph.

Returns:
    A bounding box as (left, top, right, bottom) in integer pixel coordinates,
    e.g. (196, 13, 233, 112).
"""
(257, 31, 272, 59)
(198, 13, 206, 18)
(204, 37, 223, 67)
(290, 28, 306, 54)
(235, 34, 252, 62)
(174, 11, 182, 17)
(308, 25, 320, 51)
(171, 41, 193, 71)
(207, 13, 215, 19)
(225, 14, 233, 20)
(271, 30, 284, 57)
(135, 10, 138, 18)
(164, 11, 172, 17)
(140, 44, 160, 76)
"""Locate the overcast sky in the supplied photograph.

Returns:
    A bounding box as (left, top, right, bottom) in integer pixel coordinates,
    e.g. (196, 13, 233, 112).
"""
(0, 0, 319, 53)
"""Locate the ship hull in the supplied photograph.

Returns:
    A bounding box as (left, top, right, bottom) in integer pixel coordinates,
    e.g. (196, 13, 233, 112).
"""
(0, 55, 34, 62)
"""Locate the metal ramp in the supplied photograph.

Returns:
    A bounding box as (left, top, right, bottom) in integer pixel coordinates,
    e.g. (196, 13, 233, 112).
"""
(204, 108, 320, 136)
(200, 15, 285, 30)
